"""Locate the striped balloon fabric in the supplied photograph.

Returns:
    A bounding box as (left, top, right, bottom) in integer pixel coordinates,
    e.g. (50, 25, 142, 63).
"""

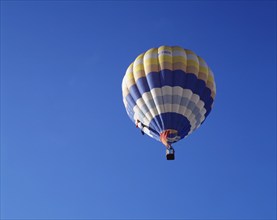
(122, 46, 216, 147)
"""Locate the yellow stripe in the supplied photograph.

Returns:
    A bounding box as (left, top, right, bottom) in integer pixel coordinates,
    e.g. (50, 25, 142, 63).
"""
(158, 55, 172, 63)
(158, 45, 172, 52)
(143, 58, 158, 66)
(144, 49, 159, 74)
(185, 49, 196, 55)
(172, 62, 186, 72)
(133, 64, 144, 73)
(206, 82, 216, 96)
(211, 91, 216, 99)
(144, 65, 159, 75)
(124, 63, 136, 87)
(186, 67, 199, 76)
(207, 74, 214, 83)
(206, 67, 216, 95)
(145, 47, 158, 56)
(124, 46, 216, 98)
(133, 70, 145, 80)
(159, 62, 173, 70)
(198, 72, 208, 82)
(172, 56, 186, 64)
(126, 63, 134, 79)
(172, 46, 187, 71)
(198, 57, 208, 71)
(187, 60, 199, 69)
(135, 53, 144, 62)
(158, 46, 173, 69)
(199, 66, 209, 73)
(125, 78, 135, 88)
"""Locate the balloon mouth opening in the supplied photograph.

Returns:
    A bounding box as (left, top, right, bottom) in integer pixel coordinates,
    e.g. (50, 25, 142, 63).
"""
(160, 129, 180, 148)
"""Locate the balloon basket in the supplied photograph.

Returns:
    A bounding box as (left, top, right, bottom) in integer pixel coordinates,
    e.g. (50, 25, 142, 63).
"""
(166, 148, 175, 160)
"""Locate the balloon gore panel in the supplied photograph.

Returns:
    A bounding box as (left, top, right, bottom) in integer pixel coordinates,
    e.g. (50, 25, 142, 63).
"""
(122, 46, 216, 145)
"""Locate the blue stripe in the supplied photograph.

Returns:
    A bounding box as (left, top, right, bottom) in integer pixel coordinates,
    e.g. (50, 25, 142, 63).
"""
(125, 69, 214, 140)
(125, 94, 137, 112)
(129, 77, 164, 132)
(125, 93, 161, 133)
(126, 104, 135, 123)
(130, 69, 214, 117)
(136, 77, 150, 94)
(147, 126, 160, 141)
(125, 103, 160, 142)
(149, 112, 191, 142)
(128, 83, 141, 101)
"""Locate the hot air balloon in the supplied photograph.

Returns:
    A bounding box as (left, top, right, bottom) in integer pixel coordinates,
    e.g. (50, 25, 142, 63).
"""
(122, 46, 216, 160)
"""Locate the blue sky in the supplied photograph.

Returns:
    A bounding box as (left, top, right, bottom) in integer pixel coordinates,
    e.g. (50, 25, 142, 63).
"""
(1, 1, 276, 219)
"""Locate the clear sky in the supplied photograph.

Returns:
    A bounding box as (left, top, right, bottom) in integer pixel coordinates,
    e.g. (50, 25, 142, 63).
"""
(1, 1, 276, 219)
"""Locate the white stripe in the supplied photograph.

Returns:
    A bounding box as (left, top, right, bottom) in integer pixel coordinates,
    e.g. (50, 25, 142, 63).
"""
(187, 54, 198, 62)
(122, 83, 129, 98)
(123, 98, 127, 108)
(136, 97, 159, 122)
(126, 63, 133, 74)
(162, 86, 172, 112)
(131, 86, 207, 133)
(134, 57, 143, 67)
(172, 50, 186, 57)
(126, 85, 208, 136)
(123, 82, 156, 129)
(133, 105, 151, 125)
(144, 51, 158, 60)
(183, 93, 199, 119)
(199, 58, 208, 68)
(145, 88, 165, 116)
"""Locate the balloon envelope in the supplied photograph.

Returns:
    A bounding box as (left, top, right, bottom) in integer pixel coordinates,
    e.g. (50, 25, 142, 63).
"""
(122, 46, 216, 146)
